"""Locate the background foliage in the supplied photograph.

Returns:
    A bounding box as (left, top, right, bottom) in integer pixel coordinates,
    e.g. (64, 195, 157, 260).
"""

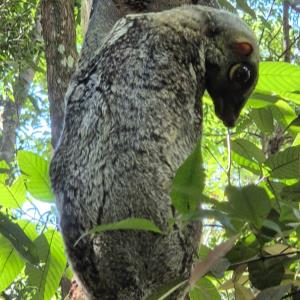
(0, 0, 300, 299)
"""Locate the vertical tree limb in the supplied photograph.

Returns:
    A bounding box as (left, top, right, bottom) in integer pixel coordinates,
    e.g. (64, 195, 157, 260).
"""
(41, 0, 78, 148)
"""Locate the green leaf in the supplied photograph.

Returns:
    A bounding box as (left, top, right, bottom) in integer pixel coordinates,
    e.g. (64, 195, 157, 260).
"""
(270, 101, 297, 132)
(0, 220, 38, 292)
(265, 146, 300, 179)
(0, 213, 39, 264)
(0, 176, 26, 209)
(77, 218, 163, 246)
(26, 230, 67, 300)
(281, 182, 300, 201)
(0, 160, 9, 183)
(226, 234, 259, 264)
(0, 235, 24, 292)
(231, 152, 261, 175)
(248, 257, 285, 290)
(285, 114, 300, 132)
(254, 285, 290, 300)
(257, 62, 300, 104)
(231, 139, 265, 164)
(90, 218, 162, 234)
(189, 277, 221, 300)
(226, 185, 271, 229)
(247, 91, 280, 108)
(17, 151, 54, 202)
(250, 107, 274, 134)
(171, 141, 205, 214)
(181, 209, 235, 232)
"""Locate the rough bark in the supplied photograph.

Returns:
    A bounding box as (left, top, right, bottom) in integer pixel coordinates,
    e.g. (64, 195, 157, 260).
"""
(41, 0, 78, 148)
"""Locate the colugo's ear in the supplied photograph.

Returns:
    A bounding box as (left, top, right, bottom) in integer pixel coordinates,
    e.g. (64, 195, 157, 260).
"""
(234, 42, 253, 56)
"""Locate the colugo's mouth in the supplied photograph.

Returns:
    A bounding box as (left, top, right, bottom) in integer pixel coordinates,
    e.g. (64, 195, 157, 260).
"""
(213, 96, 245, 128)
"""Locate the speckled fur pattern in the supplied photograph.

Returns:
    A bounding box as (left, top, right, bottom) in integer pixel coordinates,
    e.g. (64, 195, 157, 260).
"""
(50, 6, 258, 299)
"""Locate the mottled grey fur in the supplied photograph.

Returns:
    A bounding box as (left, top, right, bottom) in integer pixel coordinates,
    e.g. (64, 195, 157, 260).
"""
(50, 5, 258, 299)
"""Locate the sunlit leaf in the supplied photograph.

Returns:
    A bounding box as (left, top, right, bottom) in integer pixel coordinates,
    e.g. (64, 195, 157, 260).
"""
(0, 213, 39, 264)
(265, 146, 300, 179)
(189, 277, 221, 300)
(250, 107, 274, 134)
(0, 220, 38, 292)
(257, 62, 300, 104)
(0, 176, 26, 209)
(17, 151, 54, 202)
(171, 140, 205, 214)
(26, 230, 67, 300)
(0, 161, 9, 183)
(231, 138, 265, 164)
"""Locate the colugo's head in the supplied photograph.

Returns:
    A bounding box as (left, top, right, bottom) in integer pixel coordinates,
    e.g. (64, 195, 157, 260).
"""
(203, 8, 259, 128)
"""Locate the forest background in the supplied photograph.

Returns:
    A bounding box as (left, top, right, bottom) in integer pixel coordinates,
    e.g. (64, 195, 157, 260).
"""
(0, 0, 300, 299)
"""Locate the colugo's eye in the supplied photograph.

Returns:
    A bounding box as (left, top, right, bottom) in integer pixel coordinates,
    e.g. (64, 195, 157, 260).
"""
(229, 64, 251, 84)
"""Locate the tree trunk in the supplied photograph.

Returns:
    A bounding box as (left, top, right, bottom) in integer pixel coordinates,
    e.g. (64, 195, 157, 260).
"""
(41, 0, 78, 148)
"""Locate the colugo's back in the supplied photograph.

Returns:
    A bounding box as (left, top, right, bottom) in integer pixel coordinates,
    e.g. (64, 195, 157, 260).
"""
(50, 5, 258, 299)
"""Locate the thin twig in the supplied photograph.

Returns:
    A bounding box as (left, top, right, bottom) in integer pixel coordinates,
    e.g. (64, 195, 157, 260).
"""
(226, 129, 232, 186)
(230, 250, 300, 268)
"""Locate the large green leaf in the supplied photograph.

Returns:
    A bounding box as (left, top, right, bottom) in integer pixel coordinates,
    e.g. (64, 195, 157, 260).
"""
(0, 235, 24, 292)
(0, 220, 38, 292)
(231, 152, 261, 175)
(17, 151, 54, 202)
(265, 146, 300, 179)
(0, 213, 39, 264)
(247, 91, 280, 108)
(270, 101, 298, 134)
(171, 141, 205, 214)
(26, 230, 67, 300)
(231, 139, 265, 164)
(257, 62, 300, 104)
(189, 277, 221, 300)
(0, 176, 26, 209)
(226, 185, 272, 229)
(250, 107, 274, 135)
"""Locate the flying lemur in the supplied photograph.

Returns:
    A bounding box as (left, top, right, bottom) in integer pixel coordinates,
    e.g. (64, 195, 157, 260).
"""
(50, 5, 259, 300)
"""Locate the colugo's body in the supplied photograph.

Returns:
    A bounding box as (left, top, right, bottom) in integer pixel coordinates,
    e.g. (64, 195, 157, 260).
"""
(50, 5, 258, 299)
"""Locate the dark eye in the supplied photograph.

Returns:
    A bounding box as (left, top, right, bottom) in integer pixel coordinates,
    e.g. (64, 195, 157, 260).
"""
(229, 64, 251, 84)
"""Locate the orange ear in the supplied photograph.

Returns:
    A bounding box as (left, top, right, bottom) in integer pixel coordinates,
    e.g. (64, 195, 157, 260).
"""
(235, 42, 253, 56)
